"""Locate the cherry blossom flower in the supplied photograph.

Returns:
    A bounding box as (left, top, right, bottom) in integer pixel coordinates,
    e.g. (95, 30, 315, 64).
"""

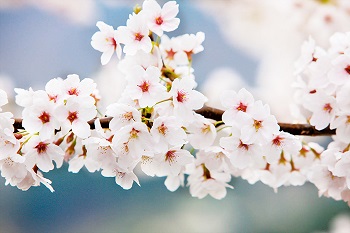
(0, 158, 30, 189)
(153, 147, 194, 177)
(176, 32, 205, 63)
(169, 77, 207, 122)
(45, 78, 63, 103)
(329, 31, 350, 55)
(14, 87, 35, 107)
(308, 165, 346, 201)
(220, 130, 263, 169)
(265, 132, 302, 164)
(333, 151, 350, 188)
(328, 54, 350, 85)
(220, 88, 255, 126)
(303, 91, 337, 130)
(150, 115, 187, 152)
(23, 136, 64, 172)
(112, 122, 153, 169)
(61, 74, 97, 102)
(69, 119, 116, 173)
(196, 149, 231, 173)
(142, 0, 180, 36)
(159, 34, 181, 67)
(187, 164, 233, 200)
(0, 137, 23, 164)
(55, 97, 97, 138)
(235, 101, 280, 144)
(106, 103, 141, 133)
(164, 173, 184, 191)
(101, 162, 140, 190)
(124, 65, 169, 108)
(22, 92, 60, 140)
(187, 114, 217, 150)
(91, 21, 122, 65)
(118, 48, 162, 75)
(140, 155, 157, 177)
(118, 13, 152, 56)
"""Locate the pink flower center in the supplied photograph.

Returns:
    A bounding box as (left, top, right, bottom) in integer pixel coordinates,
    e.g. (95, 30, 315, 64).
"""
(155, 16, 163, 25)
(238, 140, 249, 151)
(165, 150, 177, 163)
(323, 103, 333, 113)
(67, 111, 78, 123)
(122, 112, 134, 121)
(107, 37, 117, 49)
(68, 88, 79, 96)
(48, 94, 58, 102)
(201, 124, 211, 134)
(166, 49, 176, 60)
(130, 128, 140, 139)
(345, 65, 350, 75)
(253, 120, 263, 131)
(38, 111, 50, 124)
(236, 102, 247, 112)
(176, 90, 187, 103)
(158, 123, 168, 135)
(134, 33, 144, 41)
(35, 142, 48, 154)
(138, 81, 150, 92)
(185, 50, 193, 60)
(272, 135, 283, 146)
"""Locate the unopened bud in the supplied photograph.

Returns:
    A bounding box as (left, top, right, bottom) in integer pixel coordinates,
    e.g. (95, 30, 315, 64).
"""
(133, 4, 142, 14)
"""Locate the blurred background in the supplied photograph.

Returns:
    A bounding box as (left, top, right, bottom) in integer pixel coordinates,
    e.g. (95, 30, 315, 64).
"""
(0, 0, 349, 232)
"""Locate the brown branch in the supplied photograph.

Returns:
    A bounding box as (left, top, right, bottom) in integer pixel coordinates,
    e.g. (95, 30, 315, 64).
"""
(13, 106, 335, 136)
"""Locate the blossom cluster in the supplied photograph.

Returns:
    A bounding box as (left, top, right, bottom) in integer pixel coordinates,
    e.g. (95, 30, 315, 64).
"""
(0, 75, 99, 191)
(294, 31, 350, 204)
(0, 0, 349, 205)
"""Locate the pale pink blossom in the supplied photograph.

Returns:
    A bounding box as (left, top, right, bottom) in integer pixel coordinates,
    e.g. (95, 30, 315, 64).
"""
(118, 13, 152, 55)
(118, 47, 162, 75)
(169, 77, 207, 121)
(150, 115, 187, 152)
(55, 97, 97, 138)
(112, 122, 153, 169)
(91, 21, 122, 65)
(124, 65, 169, 108)
(14, 87, 35, 107)
(235, 101, 280, 144)
(61, 74, 97, 103)
(23, 136, 64, 172)
(44, 78, 64, 103)
(153, 147, 194, 177)
(142, 0, 180, 36)
(303, 91, 337, 130)
(220, 131, 263, 169)
(164, 173, 184, 192)
(106, 103, 141, 133)
(265, 132, 302, 164)
(22, 95, 60, 140)
(187, 114, 216, 150)
(328, 54, 350, 85)
(187, 164, 233, 200)
(220, 88, 255, 126)
(101, 162, 140, 190)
